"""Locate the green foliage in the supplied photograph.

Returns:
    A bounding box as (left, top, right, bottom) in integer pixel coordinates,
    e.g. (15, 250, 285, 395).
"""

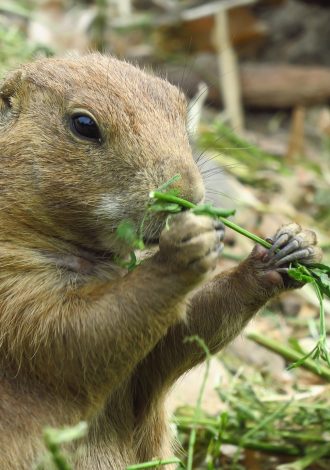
(115, 220, 145, 270)
(175, 369, 330, 469)
(198, 120, 283, 186)
(115, 174, 329, 371)
(0, 24, 52, 79)
(126, 458, 183, 469)
(289, 263, 330, 299)
(39, 421, 181, 470)
(288, 264, 330, 368)
(309, 263, 330, 297)
(148, 181, 330, 370)
(0, 1, 32, 17)
(38, 422, 87, 470)
(116, 220, 145, 251)
(148, 175, 183, 214)
(183, 336, 211, 470)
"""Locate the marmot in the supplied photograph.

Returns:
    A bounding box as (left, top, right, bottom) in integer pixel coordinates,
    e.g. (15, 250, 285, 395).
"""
(0, 54, 322, 469)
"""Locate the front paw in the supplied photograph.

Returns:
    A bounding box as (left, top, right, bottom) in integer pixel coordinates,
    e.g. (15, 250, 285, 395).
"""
(267, 223, 322, 267)
(251, 223, 322, 290)
(158, 212, 225, 277)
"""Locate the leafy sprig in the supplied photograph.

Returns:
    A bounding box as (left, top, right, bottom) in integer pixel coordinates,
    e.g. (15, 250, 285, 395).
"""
(148, 180, 330, 370)
(114, 175, 329, 368)
(37, 422, 87, 470)
(287, 264, 330, 368)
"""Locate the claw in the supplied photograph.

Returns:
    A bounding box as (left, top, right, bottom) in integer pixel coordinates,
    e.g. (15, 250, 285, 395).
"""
(299, 229, 317, 247)
(275, 267, 289, 274)
(272, 238, 300, 261)
(263, 224, 322, 276)
(269, 233, 290, 254)
(269, 223, 301, 255)
(300, 246, 323, 265)
(274, 248, 313, 267)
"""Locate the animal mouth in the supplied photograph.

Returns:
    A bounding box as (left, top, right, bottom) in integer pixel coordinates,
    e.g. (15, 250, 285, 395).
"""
(140, 215, 166, 246)
(143, 236, 160, 245)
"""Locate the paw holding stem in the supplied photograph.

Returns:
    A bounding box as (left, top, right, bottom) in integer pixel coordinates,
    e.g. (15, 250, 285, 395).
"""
(149, 192, 323, 280)
(158, 212, 225, 278)
(148, 188, 330, 369)
(259, 223, 323, 289)
(267, 223, 322, 268)
(149, 190, 270, 248)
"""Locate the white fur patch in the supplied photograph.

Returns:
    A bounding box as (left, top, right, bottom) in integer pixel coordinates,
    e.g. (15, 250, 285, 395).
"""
(95, 194, 125, 219)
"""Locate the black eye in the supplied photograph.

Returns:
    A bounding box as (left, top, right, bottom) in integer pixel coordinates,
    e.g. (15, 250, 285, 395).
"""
(70, 114, 101, 142)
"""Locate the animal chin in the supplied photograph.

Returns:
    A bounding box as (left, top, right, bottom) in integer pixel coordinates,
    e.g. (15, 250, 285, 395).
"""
(143, 236, 160, 246)
(141, 217, 166, 246)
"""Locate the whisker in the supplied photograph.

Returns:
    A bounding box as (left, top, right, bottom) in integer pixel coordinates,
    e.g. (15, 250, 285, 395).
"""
(201, 169, 224, 178)
(205, 188, 232, 198)
(179, 40, 194, 93)
(197, 153, 226, 169)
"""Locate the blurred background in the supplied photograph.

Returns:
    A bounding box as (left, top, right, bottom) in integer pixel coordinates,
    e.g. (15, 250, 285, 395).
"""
(1, 1, 330, 469)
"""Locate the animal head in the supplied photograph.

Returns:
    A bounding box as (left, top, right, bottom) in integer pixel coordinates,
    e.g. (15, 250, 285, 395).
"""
(0, 54, 204, 253)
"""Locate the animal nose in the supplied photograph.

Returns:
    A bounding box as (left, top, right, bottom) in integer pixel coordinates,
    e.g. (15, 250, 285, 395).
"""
(182, 164, 205, 205)
(160, 157, 205, 205)
(172, 176, 205, 206)
(190, 184, 205, 205)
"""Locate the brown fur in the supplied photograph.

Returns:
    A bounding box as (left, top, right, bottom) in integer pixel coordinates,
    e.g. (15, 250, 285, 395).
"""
(0, 54, 321, 469)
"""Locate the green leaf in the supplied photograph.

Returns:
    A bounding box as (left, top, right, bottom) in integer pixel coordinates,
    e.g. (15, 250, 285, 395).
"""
(310, 268, 330, 298)
(116, 220, 144, 250)
(116, 220, 136, 243)
(156, 174, 181, 192)
(166, 188, 181, 197)
(288, 264, 330, 299)
(126, 251, 140, 271)
(192, 204, 236, 218)
(287, 345, 318, 370)
(310, 263, 330, 274)
(149, 176, 330, 369)
(148, 202, 181, 213)
(44, 422, 88, 445)
(287, 267, 314, 284)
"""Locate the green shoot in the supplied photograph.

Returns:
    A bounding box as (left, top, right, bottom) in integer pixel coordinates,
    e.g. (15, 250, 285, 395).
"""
(114, 174, 329, 369)
(183, 336, 211, 470)
(126, 457, 183, 469)
(149, 190, 270, 248)
(148, 178, 330, 370)
(39, 422, 88, 470)
(115, 220, 144, 270)
(287, 264, 330, 369)
(175, 368, 330, 468)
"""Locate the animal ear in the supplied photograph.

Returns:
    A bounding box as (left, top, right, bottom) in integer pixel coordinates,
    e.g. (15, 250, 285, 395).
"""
(0, 69, 23, 110)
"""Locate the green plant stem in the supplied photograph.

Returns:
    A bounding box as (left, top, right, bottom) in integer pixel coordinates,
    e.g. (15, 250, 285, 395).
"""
(149, 191, 195, 209)
(149, 191, 271, 249)
(149, 189, 330, 369)
(40, 422, 87, 470)
(247, 332, 330, 381)
(240, 401, 291, 443)
(277, 444, 330, 470)
(126, 458, 182, 469)
(280, 431, 328, 443)
(43, 440, 71, 470)
(184, 336, 211, 470)
(176, 415, 330, 458)
(218, 217, 271, 248)
(222, 251, 244, 262)
(174, 417, 300, 456)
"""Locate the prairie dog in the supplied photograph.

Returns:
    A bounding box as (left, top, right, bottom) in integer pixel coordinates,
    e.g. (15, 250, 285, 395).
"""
(0, 54, 322, 469)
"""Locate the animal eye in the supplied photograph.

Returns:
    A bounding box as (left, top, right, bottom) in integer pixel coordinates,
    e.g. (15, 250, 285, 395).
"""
(70, 113, 101, 142)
